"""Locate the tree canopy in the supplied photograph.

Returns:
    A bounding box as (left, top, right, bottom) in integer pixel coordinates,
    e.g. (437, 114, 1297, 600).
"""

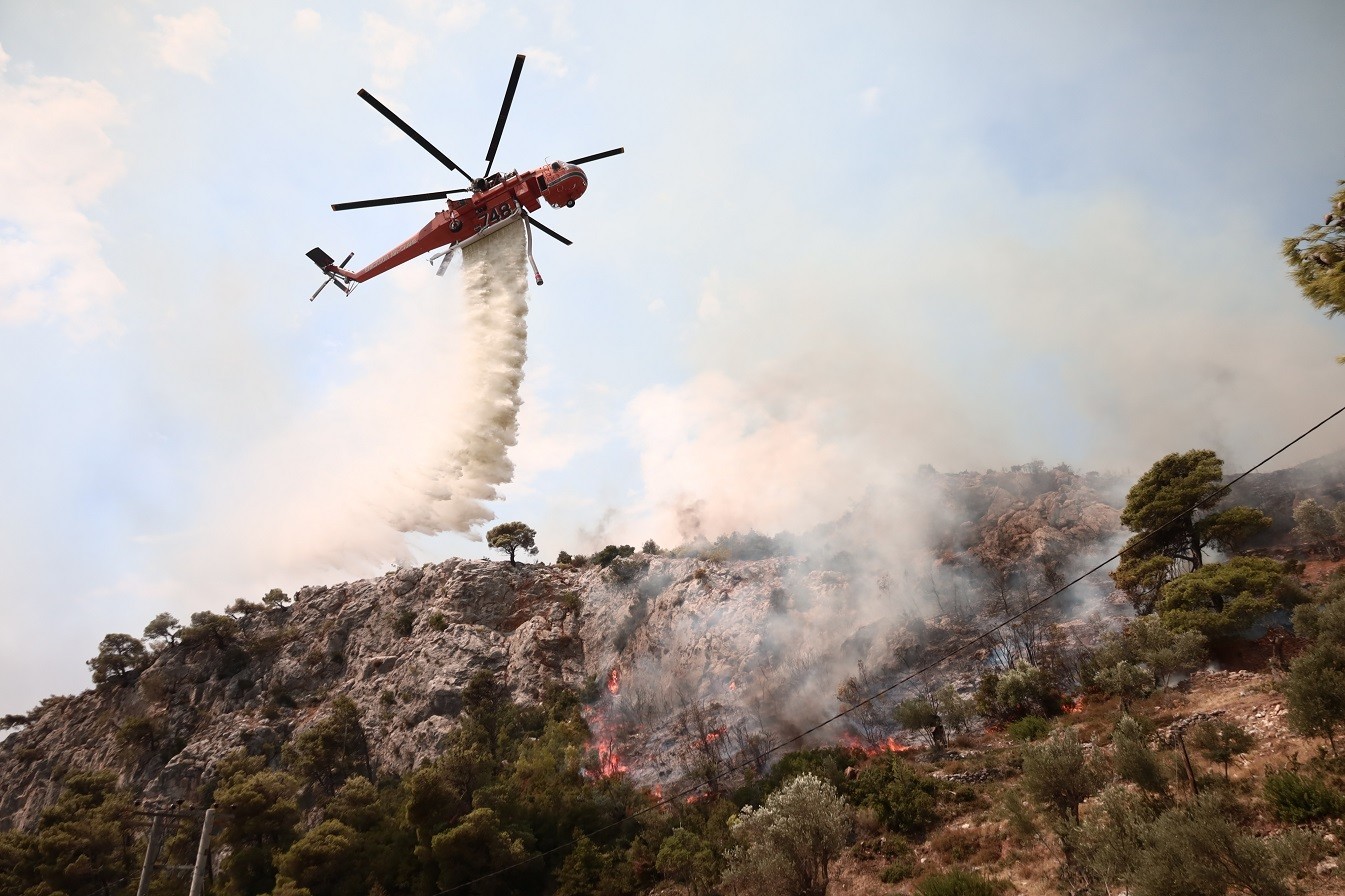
(1283, 180, 1345, 324)
(1112, 450, 1270, 611)
(486, 521, 539, 565)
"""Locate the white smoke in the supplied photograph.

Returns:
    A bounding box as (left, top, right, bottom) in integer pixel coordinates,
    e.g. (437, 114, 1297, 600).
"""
(391, 219, 530, 534)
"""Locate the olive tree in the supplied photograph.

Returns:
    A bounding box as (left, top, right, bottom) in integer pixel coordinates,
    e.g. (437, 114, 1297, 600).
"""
(721, 773, 852, 896)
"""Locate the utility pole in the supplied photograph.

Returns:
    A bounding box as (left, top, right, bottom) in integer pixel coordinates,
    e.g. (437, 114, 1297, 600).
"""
(188, 807, 215, 896)
(134, 812, 167, 896)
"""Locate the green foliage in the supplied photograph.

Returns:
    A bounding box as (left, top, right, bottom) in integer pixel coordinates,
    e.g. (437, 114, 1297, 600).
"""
(87, 632, 147, 685)
(1007, 715, 1050, 742)
(1076, 788, 1305, 896)
(1132, 795, 1297, 896)
(1263, 768, 1345, 824)
(430, 807, 539, 893)
(914, 869, 1005, 896)
(1284, 640, 1345, 753)
(1089, 615, 1207, 697)
(893, 698, 942, 745)
(655, 827, 719, 896)
(849, 755, 939, 835)
(284, 696, 372, 795)
(486, 521, 540, 564)
(1282, 179, 1345, 323)
(228, 596, 265, 618)
(180, 610, 242, 650)
(1113, 450, 1270, 610)
(212, 752, 303, 896)
(2, 771, 138, 896)
(1020, 729, 1103, 822)
(392, 608, 416, 637)
(556, 549, 574, 565)
(1293, 497, 1340, 552)
(1093, 660, 1153, 712)
(721, 773, 852, 896)
(427, 611, 448, 631)
(978, 661, 1062, 720)
(641, 539, 661, 554)
(932, 684, 975, 733)
(143, 611, 181, 647)
(263, 587, 292, 609)
(1189, 719, 1253, 779)
(1112, 715, 1168, 794)
(1293, 586, 1345, 645)
(1158, 556, 1300, 638)
(592, 543, 636, 567)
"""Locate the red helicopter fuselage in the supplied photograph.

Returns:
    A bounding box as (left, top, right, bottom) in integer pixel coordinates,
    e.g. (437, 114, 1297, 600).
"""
(329, 162, 587, 284)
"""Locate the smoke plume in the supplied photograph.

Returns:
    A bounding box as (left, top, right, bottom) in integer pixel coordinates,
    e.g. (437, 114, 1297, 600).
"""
(392, 220, 530, 535)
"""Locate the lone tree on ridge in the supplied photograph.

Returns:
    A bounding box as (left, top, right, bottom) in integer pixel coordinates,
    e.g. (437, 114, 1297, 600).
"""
(487, 521, 539, 565)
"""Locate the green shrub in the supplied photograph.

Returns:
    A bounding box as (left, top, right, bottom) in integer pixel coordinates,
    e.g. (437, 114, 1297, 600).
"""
(915, 869, 1004, 896)
(1007, 715, 1050, 742)
(427, 612, 448, 631)
(1264, 769, 1345, 824)
(392, 609, 416, 637)
(881, 852, 916, 883)
(850, 756, 939, 836)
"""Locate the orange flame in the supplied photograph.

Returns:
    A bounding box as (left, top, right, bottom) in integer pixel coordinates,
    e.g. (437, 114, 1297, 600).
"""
(597, 740, 628, 777)
(701, 726, 727, 746)
(841, 732, 914, 756)
(1063, 696, 1085, 714)
(606, 667, 620, 696)
(728, 680, 737, 691)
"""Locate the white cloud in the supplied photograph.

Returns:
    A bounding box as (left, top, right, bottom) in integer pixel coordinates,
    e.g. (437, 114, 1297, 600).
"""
(152, 7, 230, 82)
(363, 12, 426, 90)
(292, 9, 321, 33)
(695, 270, 721, 320)
(0, 57, 125, 339)
(522, 47, 568, 78)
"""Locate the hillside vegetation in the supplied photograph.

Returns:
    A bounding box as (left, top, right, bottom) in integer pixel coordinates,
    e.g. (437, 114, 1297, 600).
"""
(3, 453, 1345, 895)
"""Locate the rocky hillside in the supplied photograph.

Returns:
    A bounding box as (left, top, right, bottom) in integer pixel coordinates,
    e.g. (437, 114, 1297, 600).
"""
(10, 452, 1339, 832)
(0, 466, 1130, 831)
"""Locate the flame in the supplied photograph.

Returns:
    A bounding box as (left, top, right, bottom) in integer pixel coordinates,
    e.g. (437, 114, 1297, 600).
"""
(841, 732, 914, 756)
(606, 667, 620, 695)
(650, 785, 664, 801)
(1063, 696, 1085, 714)
(597, 739, 628, 777)
(701, 726, 727, 746)
(728, 680, 737, 691)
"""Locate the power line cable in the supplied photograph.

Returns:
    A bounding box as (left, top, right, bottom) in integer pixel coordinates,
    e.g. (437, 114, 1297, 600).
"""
(433, 399, 1345, 894)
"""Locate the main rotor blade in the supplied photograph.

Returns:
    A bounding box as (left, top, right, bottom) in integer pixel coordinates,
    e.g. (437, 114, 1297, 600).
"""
(484, 54, 526, 178)
(332, 190, 464, 212)
(357, 89, 471, 182)
(567, 147, 625, 166)
(526, 214, 573, 246)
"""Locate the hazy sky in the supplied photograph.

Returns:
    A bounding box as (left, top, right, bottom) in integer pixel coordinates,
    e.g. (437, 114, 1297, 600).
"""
(3, 1, 1345, 716)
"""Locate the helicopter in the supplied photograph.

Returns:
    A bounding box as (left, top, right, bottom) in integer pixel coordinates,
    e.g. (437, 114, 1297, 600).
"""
(306, 53, 623, 300)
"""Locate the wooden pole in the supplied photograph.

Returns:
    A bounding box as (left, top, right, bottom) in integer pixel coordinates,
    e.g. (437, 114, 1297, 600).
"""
(134, 812, 166, 896)
(188, 807, 214, 896)
(1176, 729, 1200, 797)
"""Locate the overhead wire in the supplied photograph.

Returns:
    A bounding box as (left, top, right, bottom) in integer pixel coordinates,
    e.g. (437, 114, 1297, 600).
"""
(434, 400, 1345, 895)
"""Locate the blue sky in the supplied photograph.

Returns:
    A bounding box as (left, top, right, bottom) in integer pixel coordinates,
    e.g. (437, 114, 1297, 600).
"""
(2, 1, 1345, 716)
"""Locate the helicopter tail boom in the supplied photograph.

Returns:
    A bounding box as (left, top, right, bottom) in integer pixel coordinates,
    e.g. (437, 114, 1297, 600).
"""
(306, 248, 356, 300)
